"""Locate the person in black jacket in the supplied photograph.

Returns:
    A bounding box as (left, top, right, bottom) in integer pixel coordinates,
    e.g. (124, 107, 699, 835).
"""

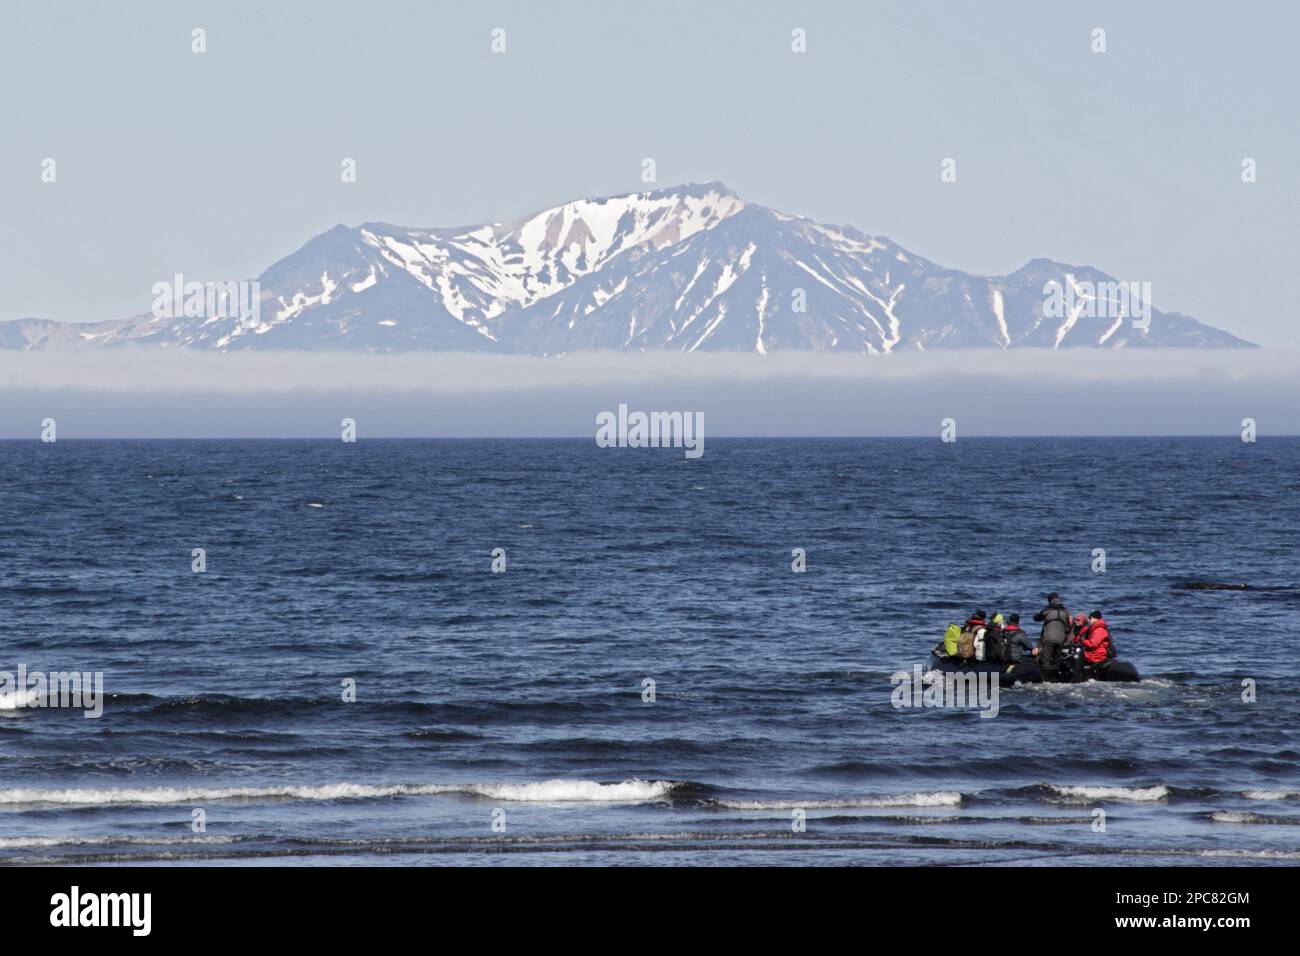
(1033, 593, 1071, 677)
(1003, 613, 1036, 663)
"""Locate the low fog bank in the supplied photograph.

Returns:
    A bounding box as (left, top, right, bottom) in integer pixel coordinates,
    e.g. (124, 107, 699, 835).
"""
(1, 349, 1297, 437)
(2, 348, 1297, 393)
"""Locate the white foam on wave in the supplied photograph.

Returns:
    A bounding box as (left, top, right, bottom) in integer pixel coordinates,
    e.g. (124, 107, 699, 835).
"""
(1025, 679, 1173, 699)
(0, 779, 678, 808)
(1049, 784, 1169, 803)
(0, 834, 235, 849)
(1209, 810, 1296, 825)
(0, 783, 425, 806)
(716, 791, 962, 810)
(0, 688, 42, 712)
(468, 779, 675, 802)
(1210, 811, 1253, 824)
(1244, 789, 1300, 801)
(1199, 848, 1300, 860)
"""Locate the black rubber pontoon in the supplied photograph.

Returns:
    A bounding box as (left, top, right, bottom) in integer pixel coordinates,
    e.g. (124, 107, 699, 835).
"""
(927, 651, 1141, 685)
(927, 652, 1043, 687)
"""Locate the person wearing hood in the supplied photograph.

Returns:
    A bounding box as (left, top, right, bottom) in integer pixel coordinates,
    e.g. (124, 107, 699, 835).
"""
(1033, 592, 1071, 676)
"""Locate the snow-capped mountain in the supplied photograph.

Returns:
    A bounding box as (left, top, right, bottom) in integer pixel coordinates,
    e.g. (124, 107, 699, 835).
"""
(0, 183, 1253, 352)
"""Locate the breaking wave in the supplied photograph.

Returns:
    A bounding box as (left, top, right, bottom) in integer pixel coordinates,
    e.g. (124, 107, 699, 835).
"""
(0, 779, 681, 808)
(1244, 790, 1300, 801)
(0, 834, 237, 850)
(1209, 810, 1300, 825)
(712, 791, 962, 810)
(1047, 784, 1170, 803)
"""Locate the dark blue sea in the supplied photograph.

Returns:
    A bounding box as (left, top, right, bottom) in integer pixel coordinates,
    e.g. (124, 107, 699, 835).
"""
(1, 438, 1297, 866)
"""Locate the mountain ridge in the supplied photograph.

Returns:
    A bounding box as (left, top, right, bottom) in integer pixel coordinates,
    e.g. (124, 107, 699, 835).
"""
(0, 182, 1255, 352)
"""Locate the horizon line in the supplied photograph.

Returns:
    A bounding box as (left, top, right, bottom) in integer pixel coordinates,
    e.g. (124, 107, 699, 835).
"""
(1, 434, 1292, 442)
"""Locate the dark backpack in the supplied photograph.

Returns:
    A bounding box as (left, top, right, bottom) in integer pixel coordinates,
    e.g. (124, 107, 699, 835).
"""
(984, 625, 1006, 663)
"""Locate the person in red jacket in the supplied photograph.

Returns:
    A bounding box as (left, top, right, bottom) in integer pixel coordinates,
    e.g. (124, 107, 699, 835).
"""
(1081, 610, 1115, 664)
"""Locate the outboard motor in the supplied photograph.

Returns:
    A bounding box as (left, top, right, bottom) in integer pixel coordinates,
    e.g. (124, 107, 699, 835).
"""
(1057, 643, 1085, 683)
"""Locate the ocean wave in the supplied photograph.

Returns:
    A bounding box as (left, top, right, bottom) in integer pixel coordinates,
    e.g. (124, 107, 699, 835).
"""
(136, 695, 447, 719)
(403, 728, 485, 742)
(1244, 789, 1300, 801)
(1210, 810, 1300, 825)
(0, 834, 237, 850)
(713, 791, 962, 810)
(1047, 784, 1169, 803)
(369, 571, 451, 583)
(469, 780, 677, 802)
(0, 778, 681, 808)
(1023, 679, 1176, 698)
(4, 826, 1297, 865)
(0, 688, 42, 711)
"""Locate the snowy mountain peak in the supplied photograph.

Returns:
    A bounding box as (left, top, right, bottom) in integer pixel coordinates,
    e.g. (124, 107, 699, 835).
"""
(0, 184, 1253, 352)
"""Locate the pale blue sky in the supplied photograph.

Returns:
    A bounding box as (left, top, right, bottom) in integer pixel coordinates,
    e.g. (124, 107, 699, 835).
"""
(2, 0, 1296, 345)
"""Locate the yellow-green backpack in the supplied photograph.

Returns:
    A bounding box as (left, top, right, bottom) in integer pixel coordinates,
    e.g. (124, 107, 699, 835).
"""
(943, 623, 962, 656)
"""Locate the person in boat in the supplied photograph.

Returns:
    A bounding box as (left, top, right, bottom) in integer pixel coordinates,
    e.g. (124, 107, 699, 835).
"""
(1033, 592, 1072, 677)
(954, 610, 987, 661)
(981, 612, 1005, 660)
(936, 610, 986, 660)
(1002, 613, 1036, 663)
(1071, 612, 1089, 642)
(1079, 610, 1116, 673)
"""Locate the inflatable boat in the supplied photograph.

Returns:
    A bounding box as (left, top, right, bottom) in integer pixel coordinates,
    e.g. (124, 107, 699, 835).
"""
(926, 649, 1140, 686)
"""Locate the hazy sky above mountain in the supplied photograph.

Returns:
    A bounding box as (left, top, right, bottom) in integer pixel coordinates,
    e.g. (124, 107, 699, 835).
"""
(2, 0, 1295, 345)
